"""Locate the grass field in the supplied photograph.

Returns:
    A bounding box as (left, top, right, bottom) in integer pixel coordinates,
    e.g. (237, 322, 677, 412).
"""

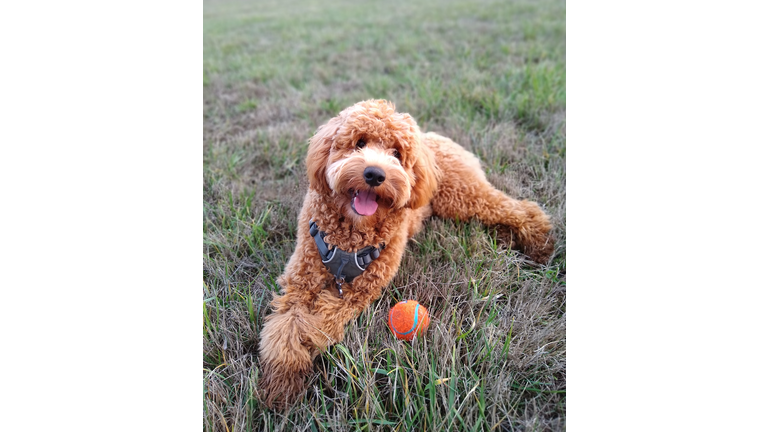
(204, 0, 566, 430)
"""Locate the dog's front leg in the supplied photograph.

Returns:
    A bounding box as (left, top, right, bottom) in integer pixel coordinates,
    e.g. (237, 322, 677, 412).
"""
(311, 226, 410, 345)
(259, 262, 399, 408)
(257, 219, 331, 409)
(258, 221, 409, 409)
(257, 299, 323, 409)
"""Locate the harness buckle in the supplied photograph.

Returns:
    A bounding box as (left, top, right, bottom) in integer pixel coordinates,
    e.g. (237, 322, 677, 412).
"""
(334, 276, 345, 299)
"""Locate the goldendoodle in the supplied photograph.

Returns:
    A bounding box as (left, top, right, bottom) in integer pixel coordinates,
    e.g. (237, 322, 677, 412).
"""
(258, 99, 553, 408)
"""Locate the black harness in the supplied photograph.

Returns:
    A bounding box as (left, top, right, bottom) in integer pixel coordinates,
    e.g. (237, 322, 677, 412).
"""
(309, 220, 385, 298)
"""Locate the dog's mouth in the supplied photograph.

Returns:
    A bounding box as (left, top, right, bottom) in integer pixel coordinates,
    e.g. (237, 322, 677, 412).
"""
(349, 189, 379, 216)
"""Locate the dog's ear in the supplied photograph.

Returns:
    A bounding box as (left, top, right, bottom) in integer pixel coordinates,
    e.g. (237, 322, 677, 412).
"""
(306, 115, 343, 193)
(407, 142, 441, 209)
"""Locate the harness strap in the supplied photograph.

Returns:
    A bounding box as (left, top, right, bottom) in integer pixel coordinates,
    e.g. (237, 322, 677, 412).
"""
(309, 222, 331, 259)
(335, 255, 349, 281)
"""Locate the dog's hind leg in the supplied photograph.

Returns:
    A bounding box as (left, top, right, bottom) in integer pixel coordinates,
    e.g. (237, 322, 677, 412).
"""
(424, 133, 554, 264)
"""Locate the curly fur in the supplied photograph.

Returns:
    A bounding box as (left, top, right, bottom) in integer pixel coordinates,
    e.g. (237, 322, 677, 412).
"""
(258, 100, 553, 409)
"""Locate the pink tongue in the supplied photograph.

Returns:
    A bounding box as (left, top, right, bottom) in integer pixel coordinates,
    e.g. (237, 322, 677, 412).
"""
(354, 190, 378, 215)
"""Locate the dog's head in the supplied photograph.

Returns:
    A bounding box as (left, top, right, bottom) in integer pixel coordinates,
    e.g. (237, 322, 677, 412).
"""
(306, 100, 440, 222)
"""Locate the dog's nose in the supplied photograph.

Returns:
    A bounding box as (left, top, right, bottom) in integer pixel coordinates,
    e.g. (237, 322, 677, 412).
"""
(363, 166, 386, 187)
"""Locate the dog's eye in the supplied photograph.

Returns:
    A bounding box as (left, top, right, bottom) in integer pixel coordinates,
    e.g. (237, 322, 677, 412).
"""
(393, 150, 401, 160)
(356, 139, 366, 149)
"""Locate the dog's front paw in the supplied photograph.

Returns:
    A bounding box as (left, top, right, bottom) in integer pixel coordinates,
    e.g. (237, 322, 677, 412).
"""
(256, 309, 320, 409)
(257, 357, 312, 410)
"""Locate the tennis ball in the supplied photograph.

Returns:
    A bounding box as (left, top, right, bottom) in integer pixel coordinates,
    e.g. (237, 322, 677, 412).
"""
(388, 300, 430, 341)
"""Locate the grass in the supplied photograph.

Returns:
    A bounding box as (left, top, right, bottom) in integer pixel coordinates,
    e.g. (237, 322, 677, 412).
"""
(204, 0, 566, 430)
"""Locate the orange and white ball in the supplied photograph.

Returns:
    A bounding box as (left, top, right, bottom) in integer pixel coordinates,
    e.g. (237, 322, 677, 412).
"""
(387, 300, 430, 341)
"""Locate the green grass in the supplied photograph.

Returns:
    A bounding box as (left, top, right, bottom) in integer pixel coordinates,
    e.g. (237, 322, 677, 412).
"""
(204, 0, 565, 430)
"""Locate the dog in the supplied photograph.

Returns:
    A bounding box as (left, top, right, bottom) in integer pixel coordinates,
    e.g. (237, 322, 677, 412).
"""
(257, 99, 553, 409)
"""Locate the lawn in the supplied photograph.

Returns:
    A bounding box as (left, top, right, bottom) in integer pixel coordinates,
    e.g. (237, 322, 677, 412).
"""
(204, 0, 566, 430)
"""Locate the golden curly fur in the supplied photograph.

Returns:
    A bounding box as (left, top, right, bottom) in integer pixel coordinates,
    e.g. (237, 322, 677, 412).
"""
(258, 100, 553, 409)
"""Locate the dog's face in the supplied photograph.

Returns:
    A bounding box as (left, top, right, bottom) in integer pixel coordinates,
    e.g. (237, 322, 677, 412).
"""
(306, 100, 439, 223)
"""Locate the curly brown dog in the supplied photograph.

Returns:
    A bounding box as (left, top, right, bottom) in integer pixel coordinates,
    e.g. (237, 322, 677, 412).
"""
(258, 99, 553, 409)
